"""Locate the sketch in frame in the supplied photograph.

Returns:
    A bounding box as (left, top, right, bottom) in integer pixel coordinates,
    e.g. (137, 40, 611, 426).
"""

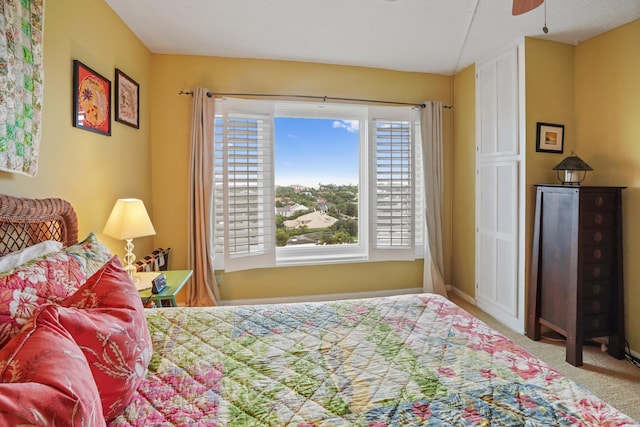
(115, 68, 140, 129)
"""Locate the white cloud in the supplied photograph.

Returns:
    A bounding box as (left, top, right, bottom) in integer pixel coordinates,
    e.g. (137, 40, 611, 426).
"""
(332, 120, 359, 133)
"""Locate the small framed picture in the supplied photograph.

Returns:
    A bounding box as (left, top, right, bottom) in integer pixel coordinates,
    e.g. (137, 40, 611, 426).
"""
(72, 60, 111, 136)
(115, 68, 140, 129)
(536, 122, 564, 153)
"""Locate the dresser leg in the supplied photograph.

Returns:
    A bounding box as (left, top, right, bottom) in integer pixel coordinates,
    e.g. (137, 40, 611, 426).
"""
(566, 334, 583, 367)
(526, 318, 541, 341)
(608, 334, 625, 359)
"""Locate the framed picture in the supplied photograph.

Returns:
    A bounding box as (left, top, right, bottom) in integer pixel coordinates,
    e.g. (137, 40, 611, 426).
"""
(536, 122, 564, 153)
(114, 68, 140, 129)
(72, 60, 111, 136)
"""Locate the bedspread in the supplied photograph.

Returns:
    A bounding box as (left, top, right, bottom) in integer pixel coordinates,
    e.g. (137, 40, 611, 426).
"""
(110, 293, 637, 426)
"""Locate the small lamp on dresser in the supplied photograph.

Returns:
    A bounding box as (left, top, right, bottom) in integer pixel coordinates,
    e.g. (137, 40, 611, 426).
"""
(103, 198, 156, 277)
(552, 152, 593, 185)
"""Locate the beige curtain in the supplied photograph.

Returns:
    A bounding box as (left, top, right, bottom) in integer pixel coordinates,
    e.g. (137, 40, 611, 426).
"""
(186, 87, 220, 306)
(420, 101, 447, 297)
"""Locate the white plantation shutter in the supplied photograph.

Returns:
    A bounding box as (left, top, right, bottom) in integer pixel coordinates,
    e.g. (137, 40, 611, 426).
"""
(370, 110, 416, 261)
(414, 120, 425, 257)
(214, 99, 275, 272)
(213, 115, 225, 259)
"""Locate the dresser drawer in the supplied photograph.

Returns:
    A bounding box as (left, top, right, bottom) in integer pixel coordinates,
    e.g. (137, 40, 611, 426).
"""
(582, 296, 612, 315)
(582, 281, 612, 299)
(580, 210, 615, 228)
(581, 193, 615, 211)
(580, 229, 614, 246)
(582, 263, 612, 280)
(581, 245, 614, 264)
(582, 313, 612, 335)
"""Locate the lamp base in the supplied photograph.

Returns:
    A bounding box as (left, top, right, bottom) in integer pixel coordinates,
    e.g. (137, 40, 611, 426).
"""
(123, 238, 137, 278)
(557, 170, 587, 186)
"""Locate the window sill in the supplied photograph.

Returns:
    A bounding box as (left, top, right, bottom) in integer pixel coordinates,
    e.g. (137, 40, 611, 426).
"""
(275, 253, 368, 268)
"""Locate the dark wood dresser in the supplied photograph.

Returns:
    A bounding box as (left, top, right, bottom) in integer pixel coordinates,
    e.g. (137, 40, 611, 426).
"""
(527, 185, 625, 366)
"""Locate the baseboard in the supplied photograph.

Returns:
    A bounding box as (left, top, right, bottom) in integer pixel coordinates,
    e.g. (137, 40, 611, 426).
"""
(221, 287, 424, 306)
(446, 284, 476, 305)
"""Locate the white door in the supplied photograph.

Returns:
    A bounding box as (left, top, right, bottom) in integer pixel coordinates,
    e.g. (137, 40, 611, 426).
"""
(475, 43, 525, 333)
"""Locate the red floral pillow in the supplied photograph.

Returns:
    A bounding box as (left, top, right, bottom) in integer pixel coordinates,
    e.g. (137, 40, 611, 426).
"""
(0, 233, 112, 350)
(0, 305, 106, 426)
(61, 256, 152, 421)
(0, 252, 85, 349)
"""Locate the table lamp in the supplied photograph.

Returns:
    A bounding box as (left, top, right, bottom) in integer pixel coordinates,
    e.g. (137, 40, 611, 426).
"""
(103, 198, 156, 277)
(552, 152, 593, 185)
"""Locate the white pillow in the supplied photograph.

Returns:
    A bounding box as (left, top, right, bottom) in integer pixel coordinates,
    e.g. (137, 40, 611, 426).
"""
(0, 240, 64, 272)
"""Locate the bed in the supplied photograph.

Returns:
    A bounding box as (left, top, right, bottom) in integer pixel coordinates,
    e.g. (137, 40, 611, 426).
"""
(0, 194, 637, 426)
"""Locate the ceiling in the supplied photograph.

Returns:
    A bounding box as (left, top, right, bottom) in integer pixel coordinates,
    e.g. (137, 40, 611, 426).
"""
(104, 0, 640, 75)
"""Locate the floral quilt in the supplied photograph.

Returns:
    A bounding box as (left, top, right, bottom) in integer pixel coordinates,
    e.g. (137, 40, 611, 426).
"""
(0, 0, 44, 176)
(110, 294, 638, 426)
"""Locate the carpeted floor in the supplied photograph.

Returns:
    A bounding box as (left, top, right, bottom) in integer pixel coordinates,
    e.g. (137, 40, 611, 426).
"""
(450, 294, 640, 422)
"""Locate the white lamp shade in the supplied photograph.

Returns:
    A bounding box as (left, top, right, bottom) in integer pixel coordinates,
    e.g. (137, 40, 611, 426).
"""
(103, 198, 156, 240)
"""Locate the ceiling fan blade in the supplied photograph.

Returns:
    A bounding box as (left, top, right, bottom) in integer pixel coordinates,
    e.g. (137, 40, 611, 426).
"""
(512, 0, 544, 15)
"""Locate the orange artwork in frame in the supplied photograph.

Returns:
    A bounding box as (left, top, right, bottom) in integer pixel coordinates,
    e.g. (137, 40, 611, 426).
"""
(72, 60, 111, 136)
(535, 122, 564, 153)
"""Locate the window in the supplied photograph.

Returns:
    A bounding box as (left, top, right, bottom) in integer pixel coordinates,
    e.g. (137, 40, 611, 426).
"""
(274, 117, 359, 248)
(214, 98, 424, 272)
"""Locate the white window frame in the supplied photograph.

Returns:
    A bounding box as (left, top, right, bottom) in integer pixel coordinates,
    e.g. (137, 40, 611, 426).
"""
(213, 97, 422, 272)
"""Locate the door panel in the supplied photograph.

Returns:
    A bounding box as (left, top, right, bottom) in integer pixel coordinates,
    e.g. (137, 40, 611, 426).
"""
(477, 162, 518, 318)
(475, 43, 524, 332)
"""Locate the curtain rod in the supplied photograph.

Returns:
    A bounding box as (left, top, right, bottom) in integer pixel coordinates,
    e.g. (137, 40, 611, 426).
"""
(178, 90, 453, 109)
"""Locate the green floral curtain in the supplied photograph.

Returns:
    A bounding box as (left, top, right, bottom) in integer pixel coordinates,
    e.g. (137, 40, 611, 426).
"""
(0, 0, 45, 177)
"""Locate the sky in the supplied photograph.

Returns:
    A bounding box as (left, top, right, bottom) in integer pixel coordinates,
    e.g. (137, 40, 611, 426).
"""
(274, 117, 359, 188)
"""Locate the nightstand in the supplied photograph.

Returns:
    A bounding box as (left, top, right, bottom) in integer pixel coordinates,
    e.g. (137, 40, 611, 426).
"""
(138, 270, 193, 308)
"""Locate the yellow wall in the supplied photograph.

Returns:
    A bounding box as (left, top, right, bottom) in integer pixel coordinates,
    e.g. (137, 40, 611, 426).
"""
(574, 19, 640, 352)
(451, 64, 476, 297)
(220, 261, 424, 302)
(150, 55, 453, 301)
(523, 38, 575, 313)
(0, 0, 155, 259)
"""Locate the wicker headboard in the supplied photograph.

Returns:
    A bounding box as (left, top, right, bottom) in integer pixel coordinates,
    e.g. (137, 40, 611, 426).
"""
(0, 194, 79, 256)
